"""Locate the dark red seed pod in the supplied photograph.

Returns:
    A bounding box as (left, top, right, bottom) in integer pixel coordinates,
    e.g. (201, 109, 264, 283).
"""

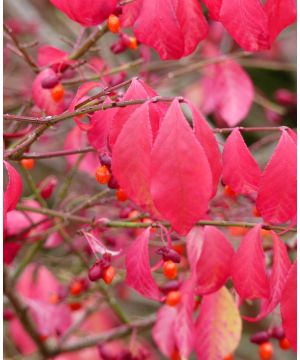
(108, 176, 119, 189)
(270, 326, 285, 340)
(274, 89, 297, 107)
(110, 40, 127, 54)
(39, 176, 58, 199)
(113, 5, 123, 16)
(41, 74, 60, 89)
(156, 247, 181, 263)
(119, 207, 132, 219)
(159, 280, 181, 295)
(99, 152, 112, 169)
(88, 262, 103, 282)
(3, 308, 14, 321)
(61, 68, 76, 80)
(250, 331, 270, 344)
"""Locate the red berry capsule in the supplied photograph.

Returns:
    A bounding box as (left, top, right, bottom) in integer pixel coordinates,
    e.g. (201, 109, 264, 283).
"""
(224, 185, 236, 197)
(279, 337, 291, 350)
(20, 158, 35, 170)
(223, 354, 234, 360)
(99, 153, 112, 169)
(51, 84, 64, 102)
(3, 309, 14, 321)
(259, 342, 273, 360)
(41, 74, 59, 89)
(270, 326, 285, 340)
(156, 247, 181, 263)
(102, 266, 115, 285)
(95, 165, 111, 185)
(108, 14, 121, 33)
(250, 331, 270, 345)
(70, 280, 84, 296)
(159, 280, 181, 295)
(166, 291, 181, 306)
(68, 302, 82, 311)
(88, 262, 103, 282)
(116, 188, 127, 201)
(39, 176, 58, 199)
(127, 36, 138, 50)
(163, 260, 178, 280)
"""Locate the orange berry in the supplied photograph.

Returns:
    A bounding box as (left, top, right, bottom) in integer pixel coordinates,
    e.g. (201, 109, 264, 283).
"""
(68, 302, 82, 311)
(171, 350, 181, 360)
(252, 207, 261, 217)
(95, 165, 111, 184)
(142, 218, 156, 233)
(102, 266, 115, 285)
(163, 260, 178, 280)
(166, 290, 181, 306)
(20, 158, 35, 170)
(260, 228, 271, 237)
(116, 188, 128, 201)
(127, 36, 138, 50)
(228, 226, 248, 237)
(223, 354, 234, 360)
(128, 210, 140, 219)
(51, 84, 64, 102)
(70, 281, 83, 296)
(49, 292, 60, 304)
(279, 337, 291, 350)
(259, 342, 273, 360)
(224, 185, 236, 197)
(172, 244, 185, 256)
(108, 14, 121, 33)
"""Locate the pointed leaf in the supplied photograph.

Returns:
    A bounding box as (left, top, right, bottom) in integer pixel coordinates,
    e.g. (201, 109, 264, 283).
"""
(4, 161, 22, 215)
(112, 102, 154, 210)
(280, 261, 297, 351)
(82, 231, 121, 257)
(150, 99, 212, 235)
(256, 130, 296, 224)
(231, 225, 270, 300)
(133, 0, 208, 60)
(265, 0, 296, 43)
(219, 0, 270, 51)
(195, 287, 242, 360)
(222, 129, 261, 194)
(196, 226, 234, 295)
(188, 101, 222, 197)
(125, 228, 161, 301)
(152, 305, 177, 357)
(186, 227, 204, 272)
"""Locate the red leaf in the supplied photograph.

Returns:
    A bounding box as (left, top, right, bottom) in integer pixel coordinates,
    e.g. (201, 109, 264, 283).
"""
(256, 130, 296, 224)
(186, 227, 204, 272)
(219, 0, 270, 51)
(125, 228, 161, 301)
(231, 225, 270, 300)
(4, 161, 22, 215)
(187, 101, 222, 197)
(265, 0, 296, 43)
(150, 99, 212, 235)
(195, 287, 242, 360)
(202, 0, 222, 20)
(280, 261, 297, 351)
(152, 305, 177, 357)
(112, 102, 154, 211)
(32, 69, 65, 116)
(132, 0, 208, 60)
(195, 226, 234, 295)
(50, 0, 117, 26)
(109, 79, 163, 148)
(37, 45, 69, 67)
(244, 230, 291, 322)
(222, 129, 261, 194)
(120, 0, 143, 27)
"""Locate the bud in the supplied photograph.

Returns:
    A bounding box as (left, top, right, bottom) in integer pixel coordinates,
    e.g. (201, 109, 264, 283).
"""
(108, 176, 119, 189)
(250, 331, 270, 344)
(88, 262, 103, 282)
(41, 73, 60, 89)
(39, 176, 58, 199)
(156, 246, 181, 263)
(274, 89, 297, 107)
(270, 326, 285, 340)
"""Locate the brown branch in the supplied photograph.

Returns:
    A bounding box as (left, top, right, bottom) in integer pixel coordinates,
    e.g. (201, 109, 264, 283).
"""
(20, 146, 95, 159)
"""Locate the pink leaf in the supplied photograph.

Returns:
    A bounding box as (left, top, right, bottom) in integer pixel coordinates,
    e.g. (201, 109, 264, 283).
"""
(195, 287, 242, 360)
(150, 99, 212, 235)
(186, 227, 204, 272)
(231, 225, 270, 300)
(174, 276, 196, 358)
(280, 261, 297, 351)
(132, 0, 208, 60)
(109, 79, 165, 148)
(196, 226, 234, 295)
(214, 60, 254, 126)
(244, 230, 291, 321)
(222, 129, 261, 194)
(152, 305, 177, 357)
(32, 68, 65, 115)
(187, 101, 222, 197)
(37, 45, 68, 67)
(202, 0, 222, 20)
(112, 102, 154, 210)
(219, 0, 270, 51)
(125, 228, 161, 301)
(120, 0, 143, 27)
(50, 0, 117, 27)
(82, 230, 121, 257)
(265, 0, 296, 43)
(4, 161, 22, 215)
(256, 130, 297, 224)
